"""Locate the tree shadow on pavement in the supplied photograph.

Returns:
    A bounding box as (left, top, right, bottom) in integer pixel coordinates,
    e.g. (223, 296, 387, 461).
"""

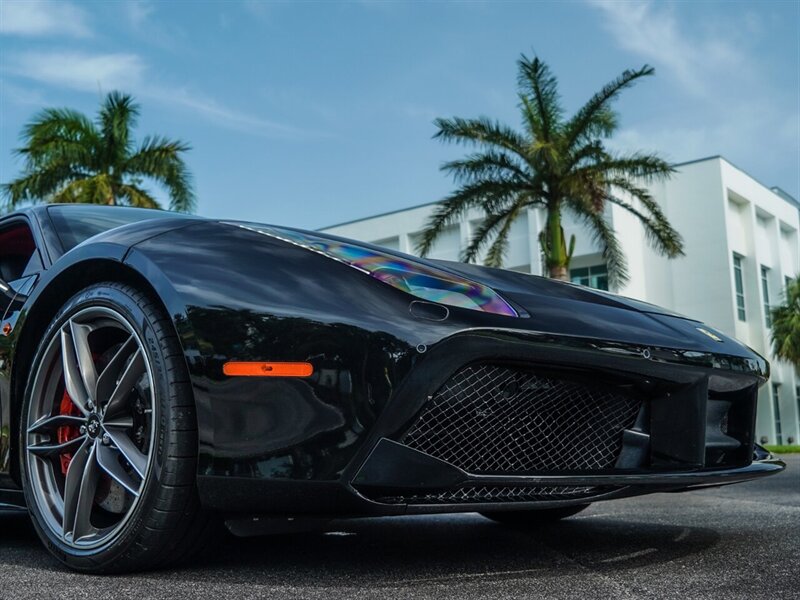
(182, 512, 721, 588)
(0, 509, 720, 586)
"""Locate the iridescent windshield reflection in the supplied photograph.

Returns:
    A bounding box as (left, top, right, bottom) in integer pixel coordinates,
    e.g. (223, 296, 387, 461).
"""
(235, 224, 519, 317)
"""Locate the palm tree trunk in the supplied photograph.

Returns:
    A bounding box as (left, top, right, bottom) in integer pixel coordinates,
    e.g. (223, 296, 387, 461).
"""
(549, 264, 569, 280)
(544, 204, 571, 281)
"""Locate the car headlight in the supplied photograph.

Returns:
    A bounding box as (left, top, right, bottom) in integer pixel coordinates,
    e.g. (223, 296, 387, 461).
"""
(235, 224, 519, 317)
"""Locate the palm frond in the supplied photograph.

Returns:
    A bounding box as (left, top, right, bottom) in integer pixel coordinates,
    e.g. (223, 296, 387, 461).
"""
(565, 65, 654, 147)
(567, 197, 629, 287)
(99, 91, 139, 164)
(606, 190, 684, 259)
(461, 210, 508, 264)
(516, 54, 562, 142)
(118, 184, 162, 209)
(484, 203, 525, 267)
(518, 95, 547, 147)
(125, 135, 191, 173)
(577, 106, 618, 141)
(15, 108, 99, 169)
(18, 107, 98, 147)
(770, 277, 800, 366)
(563, 140, 608, 172)
(49, 174, 114, 205)
(607, 177, 671, 225)
(433, 117, 532, 164)
(2, 164, 86, 207)
(50, 178, 92, 204)
(126, 135, 195, 212)
(416, 179, 527, 257)
(441, 150, 530, 184)
(594, 153, 675, 183)
(92, 174, 114, 204)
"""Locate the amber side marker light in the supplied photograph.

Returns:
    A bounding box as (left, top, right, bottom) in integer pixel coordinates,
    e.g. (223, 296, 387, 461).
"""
(223, 362, 314, 377)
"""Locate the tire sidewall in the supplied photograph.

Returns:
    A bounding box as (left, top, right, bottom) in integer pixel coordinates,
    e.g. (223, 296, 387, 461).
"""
(20, 283, 175, 569)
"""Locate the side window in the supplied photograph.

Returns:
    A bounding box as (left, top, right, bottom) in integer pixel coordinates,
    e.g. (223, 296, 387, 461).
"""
(0, 221, 41, 288)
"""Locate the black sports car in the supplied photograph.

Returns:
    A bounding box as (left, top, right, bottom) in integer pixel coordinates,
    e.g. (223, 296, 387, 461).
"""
(0, 204, 785, 572)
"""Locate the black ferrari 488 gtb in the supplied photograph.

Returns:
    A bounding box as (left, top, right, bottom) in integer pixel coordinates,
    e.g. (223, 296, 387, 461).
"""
(0, 204, 785, 572)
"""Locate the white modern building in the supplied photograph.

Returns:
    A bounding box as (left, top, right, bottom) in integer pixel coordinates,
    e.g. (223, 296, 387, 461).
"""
(321, 156, 800, 445)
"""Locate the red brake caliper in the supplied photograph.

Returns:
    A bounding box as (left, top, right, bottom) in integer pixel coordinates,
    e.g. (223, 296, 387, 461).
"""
(57, 391, 81, 475)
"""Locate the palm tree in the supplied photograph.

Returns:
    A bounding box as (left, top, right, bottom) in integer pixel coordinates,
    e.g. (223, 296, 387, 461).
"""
(3, 91, 195, 212)
(771, 276, 800, 368)
(418, 54, 684, 286)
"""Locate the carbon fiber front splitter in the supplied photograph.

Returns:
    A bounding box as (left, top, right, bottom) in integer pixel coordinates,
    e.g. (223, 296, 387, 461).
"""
(350, 438, 786, 514)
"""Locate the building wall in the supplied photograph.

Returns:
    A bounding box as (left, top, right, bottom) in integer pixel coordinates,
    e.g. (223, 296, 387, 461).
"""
(321, 157, 800, 445)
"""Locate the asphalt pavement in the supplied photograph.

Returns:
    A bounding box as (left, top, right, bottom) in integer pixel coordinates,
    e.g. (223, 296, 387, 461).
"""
(1, 455, 798, 599)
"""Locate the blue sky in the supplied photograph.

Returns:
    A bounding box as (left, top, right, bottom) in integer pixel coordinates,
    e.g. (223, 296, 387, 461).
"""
(1, 0, 798, 229)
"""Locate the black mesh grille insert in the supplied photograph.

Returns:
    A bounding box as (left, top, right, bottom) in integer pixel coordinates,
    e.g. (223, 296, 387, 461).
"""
(402, 364, 642, 474)
(375, 485, 604, 505)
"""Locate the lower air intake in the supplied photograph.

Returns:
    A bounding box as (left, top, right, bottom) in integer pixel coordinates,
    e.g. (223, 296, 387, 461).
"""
(403, 364, 641, 474)
(375, 485, 604, 505)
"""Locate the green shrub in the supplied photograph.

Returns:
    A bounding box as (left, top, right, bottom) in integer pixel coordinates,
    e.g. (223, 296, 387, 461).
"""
(764, 445, 800, 454)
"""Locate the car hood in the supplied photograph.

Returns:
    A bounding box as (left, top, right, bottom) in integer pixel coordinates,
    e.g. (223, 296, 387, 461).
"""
(432, 260, 764, 362)
(432, 259, 689, 320)
(248, 226, 762, 362)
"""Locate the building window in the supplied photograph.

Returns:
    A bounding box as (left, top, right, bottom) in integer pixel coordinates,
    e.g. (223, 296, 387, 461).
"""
(570, 265, 609, 291)
(772, 383, 783, 445)
(761, 266, 771, 327)
(733, 254, 746, 321)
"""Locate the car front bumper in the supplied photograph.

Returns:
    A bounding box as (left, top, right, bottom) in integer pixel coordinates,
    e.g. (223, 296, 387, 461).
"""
(199, 329, 779, 518)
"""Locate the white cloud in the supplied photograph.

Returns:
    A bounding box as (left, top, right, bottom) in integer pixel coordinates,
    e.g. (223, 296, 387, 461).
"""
(8, 51, 146, 92)
(4, 50, 314, 139)
(0, 0, 91, 38)
(588, 0, 750, 98)
(124, 0, 155, 30)
(121, 1, 186, 51)
(609, 124, 733, 165)
(589, 0, 798, 191)
(0, 79, 50, 107)
(146, 86, 308, 138)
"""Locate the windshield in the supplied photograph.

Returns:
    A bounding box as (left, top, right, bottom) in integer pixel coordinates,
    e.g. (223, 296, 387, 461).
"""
(47, 205, 189, 252)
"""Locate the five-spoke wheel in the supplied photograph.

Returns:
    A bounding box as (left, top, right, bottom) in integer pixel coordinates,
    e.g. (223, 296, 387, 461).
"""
(21, 283, 208, 573)
(25, 306, 155, 548)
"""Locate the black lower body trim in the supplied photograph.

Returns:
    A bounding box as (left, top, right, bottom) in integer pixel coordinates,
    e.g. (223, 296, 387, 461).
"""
(353, 438, 786, 508)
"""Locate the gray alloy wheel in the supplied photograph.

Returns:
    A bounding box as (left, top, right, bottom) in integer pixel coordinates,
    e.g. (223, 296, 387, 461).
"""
(21, 282, 211, 573)
(25, 306, 156, 549)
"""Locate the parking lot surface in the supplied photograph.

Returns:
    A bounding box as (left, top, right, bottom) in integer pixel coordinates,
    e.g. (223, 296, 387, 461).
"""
(1, 454, 797, 599)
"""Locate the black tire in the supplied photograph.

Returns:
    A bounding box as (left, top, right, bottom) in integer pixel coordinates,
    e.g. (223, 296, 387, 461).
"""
(480, 504, 590, 526)
(20, 282, 210, 573)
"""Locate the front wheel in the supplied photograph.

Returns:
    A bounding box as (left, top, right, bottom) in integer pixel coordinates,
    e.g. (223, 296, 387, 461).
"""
(480, 504, 590, 526)
(21, 282, 209, 572)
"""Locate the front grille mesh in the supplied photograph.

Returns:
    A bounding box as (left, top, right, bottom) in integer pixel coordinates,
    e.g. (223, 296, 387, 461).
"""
(403, 364, 641, 474)
(375, 485, 603, 505)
